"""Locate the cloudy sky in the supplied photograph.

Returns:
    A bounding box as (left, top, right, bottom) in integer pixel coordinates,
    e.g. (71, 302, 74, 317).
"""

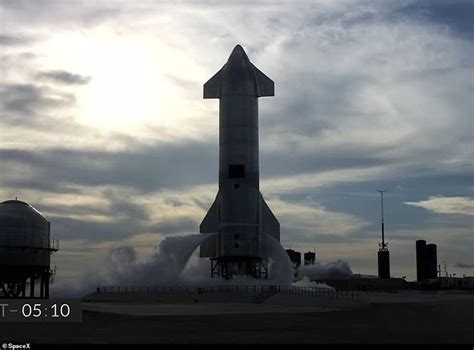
(1, 0, 472, 283)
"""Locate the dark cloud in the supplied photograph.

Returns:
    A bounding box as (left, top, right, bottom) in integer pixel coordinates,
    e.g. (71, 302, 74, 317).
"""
(34, 188, 152, 227)
(190, 198, 216, 212)
(0, 0, 122, 27)
(0, 143, 217, 193)
(390, 0, 474, 40)
(16, 183, 199, 243)
(281, 231, 350, 245)
(147, 217, 199, 235)
(0, 137, 398, 196)
(0, 34, 35, 46)
(261, 72, 374, 136)
(0, 83, 75, 121)
(297, 173, 474, 239)
(43, 197, 197, 243)
(261, 149, 393, 179)
(304, 0, 474, 41)
(40, 203, 112, 221)
(455, 263, 474, 269)
(103, 189, 150, 222)
(48, 212, 198, 243)
(51, 216, 141, 241)
(37, 70, 91, 85)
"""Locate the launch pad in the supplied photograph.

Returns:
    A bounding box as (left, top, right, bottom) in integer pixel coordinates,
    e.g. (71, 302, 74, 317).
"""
(210, 256, 268, 279)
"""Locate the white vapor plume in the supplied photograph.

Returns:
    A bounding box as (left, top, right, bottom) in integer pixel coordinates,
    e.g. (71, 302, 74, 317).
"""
(292, 276, 335, 290)
(51, 233, 293, 297)
(296, 260, 353, 280)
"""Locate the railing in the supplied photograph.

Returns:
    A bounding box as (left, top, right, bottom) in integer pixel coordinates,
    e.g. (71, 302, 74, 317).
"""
(49, 238, 59, 251)
(352, 283, 403, 293)
(0, 233, 59, 251)
(95, 285, 360, 302)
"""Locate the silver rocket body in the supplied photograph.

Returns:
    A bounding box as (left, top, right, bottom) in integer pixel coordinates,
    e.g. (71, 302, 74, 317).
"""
(199, 45, 280, 279)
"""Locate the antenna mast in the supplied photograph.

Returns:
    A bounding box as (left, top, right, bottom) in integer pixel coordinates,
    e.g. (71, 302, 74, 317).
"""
(377, 190, 388, 250)
(443, 261, 448, 278)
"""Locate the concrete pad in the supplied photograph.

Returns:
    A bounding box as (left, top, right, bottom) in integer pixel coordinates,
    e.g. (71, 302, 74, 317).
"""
(81, 301, 341, 316)
(263, 293, 365, 308)
(358, 290, 474, 304)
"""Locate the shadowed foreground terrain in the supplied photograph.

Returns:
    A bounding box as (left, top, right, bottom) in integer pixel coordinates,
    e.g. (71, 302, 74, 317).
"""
(0, 293, 473, 344)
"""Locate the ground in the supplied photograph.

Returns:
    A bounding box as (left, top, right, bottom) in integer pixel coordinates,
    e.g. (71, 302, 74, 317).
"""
(0, 291, 473, 344)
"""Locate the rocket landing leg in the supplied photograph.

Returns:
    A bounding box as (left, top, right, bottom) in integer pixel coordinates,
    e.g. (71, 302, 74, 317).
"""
(210, 257, 268, 279)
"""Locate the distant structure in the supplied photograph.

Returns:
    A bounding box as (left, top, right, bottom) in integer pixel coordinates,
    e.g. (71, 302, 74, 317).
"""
(304, 251, 316, 265)
(376, 190, 390, 279)
(286, 249, 301, 276)
(416, 240, 438, 281)
(199, 45, 280, 279)
(0, 199, 58, 298)
(416, 240, 427, 281)
(426, 243, 438, 279)
(462, 277, 474, 289)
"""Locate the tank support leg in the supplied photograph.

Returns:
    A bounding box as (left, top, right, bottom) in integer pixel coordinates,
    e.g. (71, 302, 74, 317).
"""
(30, 277, 35, 298)
(44, 272, 50, 299)
(40, 274, 45, 298)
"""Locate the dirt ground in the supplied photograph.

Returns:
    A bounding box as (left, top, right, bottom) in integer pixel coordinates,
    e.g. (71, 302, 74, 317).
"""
(0, 296, 473, 344)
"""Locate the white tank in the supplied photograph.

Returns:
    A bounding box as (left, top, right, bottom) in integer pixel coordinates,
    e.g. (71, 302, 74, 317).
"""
(0, 199, 53, 268)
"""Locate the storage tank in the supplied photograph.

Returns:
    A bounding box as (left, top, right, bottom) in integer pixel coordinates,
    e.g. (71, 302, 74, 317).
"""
(285, 249, 301, 268)
(378, 249, 390, 279)
(0, 199, 58, 298)
(416, 240, 427, 281)
(304, 251, 316, 265)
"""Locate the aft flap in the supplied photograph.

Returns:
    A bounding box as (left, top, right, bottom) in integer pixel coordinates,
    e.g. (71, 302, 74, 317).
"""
(199, 193, 219, 258)
(200, 192, 220, 233)
(252, 64, 274, 97)
(260, 194, 280, 241)
(203, 68, 223, 99)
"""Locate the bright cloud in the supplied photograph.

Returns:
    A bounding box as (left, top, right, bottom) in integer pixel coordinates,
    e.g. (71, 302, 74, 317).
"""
(404, 196, 474, 216)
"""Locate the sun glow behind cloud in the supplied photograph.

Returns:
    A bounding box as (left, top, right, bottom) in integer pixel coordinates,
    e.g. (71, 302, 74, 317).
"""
(79, 42, 163, 131)
(34, 27, 211, 139)
(43, 30, 164, 132)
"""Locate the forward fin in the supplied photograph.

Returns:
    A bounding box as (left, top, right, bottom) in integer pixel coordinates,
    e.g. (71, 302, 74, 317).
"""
(203, 68, 223, 99)
(251, 64, 274, 97)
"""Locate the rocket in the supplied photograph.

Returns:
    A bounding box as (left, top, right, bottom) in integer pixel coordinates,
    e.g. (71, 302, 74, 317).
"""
(199, 45, 280, 279)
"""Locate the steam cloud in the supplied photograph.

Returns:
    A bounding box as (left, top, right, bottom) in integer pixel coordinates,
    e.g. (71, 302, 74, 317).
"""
(455, 263, 474, 268)
(292, 276, 335, 290)
(51, 233, 293, 297)
(296, 260, 353, 280)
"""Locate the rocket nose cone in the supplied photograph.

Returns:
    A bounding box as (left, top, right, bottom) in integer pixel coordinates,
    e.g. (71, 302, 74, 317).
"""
(228, 44, 249, 63)
(233, 44, 244, 52)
